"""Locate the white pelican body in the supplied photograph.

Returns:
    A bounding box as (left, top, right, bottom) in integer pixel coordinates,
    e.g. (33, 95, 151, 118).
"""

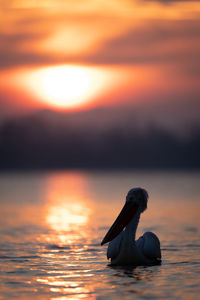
(101, 188, 161, 266)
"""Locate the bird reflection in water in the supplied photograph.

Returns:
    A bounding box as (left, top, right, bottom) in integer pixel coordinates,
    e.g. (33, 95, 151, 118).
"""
(110, 264, 158, 280)
(106, 264, 160, 298)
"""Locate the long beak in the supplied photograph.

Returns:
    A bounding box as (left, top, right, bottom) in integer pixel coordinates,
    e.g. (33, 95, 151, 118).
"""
(101, 201, 139, 246)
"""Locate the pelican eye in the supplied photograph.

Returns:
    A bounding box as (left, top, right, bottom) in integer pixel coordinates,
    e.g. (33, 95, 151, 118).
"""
(128, 196, 134, 202)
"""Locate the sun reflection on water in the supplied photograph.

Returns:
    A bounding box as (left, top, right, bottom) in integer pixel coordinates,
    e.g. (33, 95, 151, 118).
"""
(43, 172, 93, 246)
(36, 173, 96, 298)
(47, 203, 89, 231)
(37, 277, 94, 299)
(46, 202, 91, 245)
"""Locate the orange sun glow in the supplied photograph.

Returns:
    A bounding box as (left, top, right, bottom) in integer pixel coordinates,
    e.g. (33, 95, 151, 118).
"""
(0, 64, 130, 110)
(25, 65, 117, 109)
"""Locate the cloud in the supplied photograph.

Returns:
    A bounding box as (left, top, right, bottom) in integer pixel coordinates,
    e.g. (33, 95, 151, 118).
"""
(0, 0, 135, 69)
(81, 18, 200, 83)
(1, 18, 200, 80)
(1, 13, 199, 81)
(1, 0, 199, 70)
(94, 19, 200, 62)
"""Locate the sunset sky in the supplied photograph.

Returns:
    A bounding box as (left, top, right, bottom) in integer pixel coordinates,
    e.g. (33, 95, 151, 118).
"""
(0, 0, 199, 117)
(0, 0, 200, 169)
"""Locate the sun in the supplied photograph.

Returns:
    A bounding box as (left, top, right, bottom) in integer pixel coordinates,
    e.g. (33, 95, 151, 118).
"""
(33, 65, 92, 108)
(10, 64, 126, 110)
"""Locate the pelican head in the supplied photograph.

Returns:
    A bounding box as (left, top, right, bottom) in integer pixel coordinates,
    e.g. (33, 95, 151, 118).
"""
(101, 187, 148, 246)
(126, 188, 148, 213)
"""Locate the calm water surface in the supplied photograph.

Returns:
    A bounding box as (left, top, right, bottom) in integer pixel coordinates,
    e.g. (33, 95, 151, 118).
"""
(0, 170, 200, 299)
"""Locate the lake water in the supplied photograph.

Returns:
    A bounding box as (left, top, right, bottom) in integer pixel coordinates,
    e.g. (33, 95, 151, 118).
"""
(0, 170, 200, 300)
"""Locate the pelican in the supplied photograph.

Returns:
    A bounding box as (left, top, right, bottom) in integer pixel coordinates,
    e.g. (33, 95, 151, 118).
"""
(101, 188, 161, 265)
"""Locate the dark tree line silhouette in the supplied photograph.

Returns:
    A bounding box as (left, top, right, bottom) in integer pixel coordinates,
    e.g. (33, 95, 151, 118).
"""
(0, 111, 199, 170)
